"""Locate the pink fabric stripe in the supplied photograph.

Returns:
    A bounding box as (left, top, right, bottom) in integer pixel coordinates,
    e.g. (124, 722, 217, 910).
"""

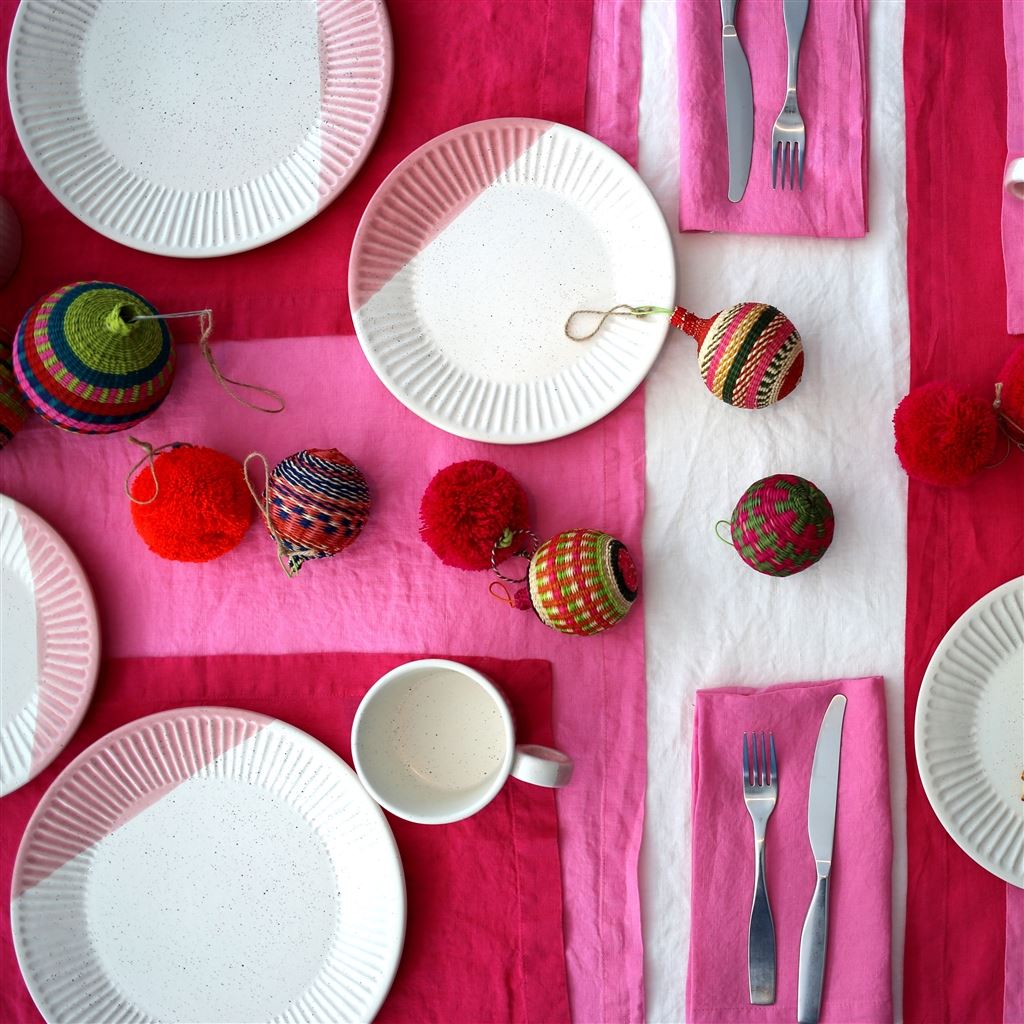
(705, 303, 755, 388)
(1006, 886, 1024, 1023)
(585, 0, 642, 167)
(1003, 0, 1024, 334)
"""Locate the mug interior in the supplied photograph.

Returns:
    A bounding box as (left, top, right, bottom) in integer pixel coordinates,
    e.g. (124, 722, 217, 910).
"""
(354, 663, 512, 822)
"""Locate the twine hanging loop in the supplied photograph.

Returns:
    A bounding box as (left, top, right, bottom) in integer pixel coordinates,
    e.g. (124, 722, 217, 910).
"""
(564, 304, 674, 342)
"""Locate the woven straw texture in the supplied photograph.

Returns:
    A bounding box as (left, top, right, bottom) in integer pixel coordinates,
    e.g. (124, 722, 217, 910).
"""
(729, 474, 834, 576)
(0, 336, 28, 448)
(13, 281, 174, 434)
(528, 528, 638, 635)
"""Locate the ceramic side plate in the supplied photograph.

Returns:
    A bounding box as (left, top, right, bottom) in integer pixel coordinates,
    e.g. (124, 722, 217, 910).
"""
(12, 707, 406, 1023)
(6, 0, 393, 256)
(915, 576, 1024, 887)
(350, 117, 675, 443)
(0, 495, 99, 797)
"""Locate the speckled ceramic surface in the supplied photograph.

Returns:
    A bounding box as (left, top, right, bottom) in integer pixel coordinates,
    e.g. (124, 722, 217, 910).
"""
(915, 576, 1024, 887)
(6, 0, 392, 257)
(350, 118, 675, 443)
(0, 495, 99, 798)
(12, 707, 406, 1023)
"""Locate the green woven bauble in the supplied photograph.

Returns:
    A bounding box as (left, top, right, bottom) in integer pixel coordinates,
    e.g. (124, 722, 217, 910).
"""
(13, 281, 175, 434)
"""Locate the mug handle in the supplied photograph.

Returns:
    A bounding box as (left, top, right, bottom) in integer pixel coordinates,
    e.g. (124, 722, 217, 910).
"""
(510, 744, 574, 788)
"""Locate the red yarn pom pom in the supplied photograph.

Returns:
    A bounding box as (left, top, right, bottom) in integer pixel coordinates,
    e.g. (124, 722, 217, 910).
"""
(130, 445, 254, 562)
(996, 342, 1024, 445)
(893, 382, 998, 486)
(420, 460, 529, 570)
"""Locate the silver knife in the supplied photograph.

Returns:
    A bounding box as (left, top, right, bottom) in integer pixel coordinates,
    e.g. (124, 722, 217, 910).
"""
(721, 0, 754, 203)
(797, 694, 847, 1024)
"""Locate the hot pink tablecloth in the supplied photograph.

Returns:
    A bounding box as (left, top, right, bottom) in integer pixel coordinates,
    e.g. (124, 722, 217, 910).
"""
(686, 676, 892, 1024)
(676, 0, 869, 237)
(0, 652, 570, 1023)
(0, 334, 648, 1023)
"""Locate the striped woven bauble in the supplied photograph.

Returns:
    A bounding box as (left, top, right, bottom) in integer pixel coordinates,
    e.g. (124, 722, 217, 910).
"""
(671, 302, 803, 408)
(528, 528, 639, 636)
(728, 474, 834, 577)
(1, 336, 29, 449)
(265, 448, 371, 575)
(13, 281, 175, 434)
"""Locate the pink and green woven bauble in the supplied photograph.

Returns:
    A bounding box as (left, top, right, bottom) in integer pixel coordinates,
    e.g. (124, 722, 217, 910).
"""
(13, 281, 175, 434)
(724, 474, 834, 576)
(528, 528, 639, 635)
(1, 335, 29, 449)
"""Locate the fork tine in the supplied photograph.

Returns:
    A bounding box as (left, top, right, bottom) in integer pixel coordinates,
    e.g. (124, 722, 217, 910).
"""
(743, 732, 750, 784)
(769, 733, 777, 784)
(759, 732, 768, 785)
(798, 144, 805, 190)
(792, 144, 799, 190)
(771, 142, 779, 190)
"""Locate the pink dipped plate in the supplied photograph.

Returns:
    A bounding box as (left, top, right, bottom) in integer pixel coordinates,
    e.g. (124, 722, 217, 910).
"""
(0, 495, 99, 797)
(12, 708, 406, 1023)
(350, 117, 675, 443)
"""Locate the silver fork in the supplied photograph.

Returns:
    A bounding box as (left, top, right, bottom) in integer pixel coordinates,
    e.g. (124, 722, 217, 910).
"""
(743, 732, 778, 1004)
(771, 0, 809, 189)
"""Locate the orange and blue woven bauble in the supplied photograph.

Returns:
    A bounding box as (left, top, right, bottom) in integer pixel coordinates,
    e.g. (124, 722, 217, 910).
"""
(1, 336, 28, 449)
(258, 448, 371, 576)
(13, 281, 174, 434)
(419, 461, 639, 636)
(723, 474, 834, 577)
(527, 528, 639, 635)
(671, 303, 803, 409)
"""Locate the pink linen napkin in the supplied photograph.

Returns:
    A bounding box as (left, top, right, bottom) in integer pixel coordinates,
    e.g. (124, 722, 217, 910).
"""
(1003, 0, 1024, 334)
(686, 676, 892, 1023)
(677, 0, 869, 237)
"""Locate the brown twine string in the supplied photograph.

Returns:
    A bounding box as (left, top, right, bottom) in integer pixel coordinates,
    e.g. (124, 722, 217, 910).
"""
(124, 436, 188, 505)
(564, 304, 673, 342)
(242, 452, 319, 578)
(993, 381, 1024, 453)
(124, 309, 286, 414)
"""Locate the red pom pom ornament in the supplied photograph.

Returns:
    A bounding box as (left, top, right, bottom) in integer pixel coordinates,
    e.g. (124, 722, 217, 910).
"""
(129, 444, 253, 562)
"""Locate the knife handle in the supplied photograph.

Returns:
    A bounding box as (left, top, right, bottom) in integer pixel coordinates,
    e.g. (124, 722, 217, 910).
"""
(797, 872, 830, 1024)
(721, 0, 737, 28)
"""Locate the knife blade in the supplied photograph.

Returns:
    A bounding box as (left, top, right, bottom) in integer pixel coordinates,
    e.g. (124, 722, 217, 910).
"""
(797, 694, 847, 1024)
(721, 0, 754, 203)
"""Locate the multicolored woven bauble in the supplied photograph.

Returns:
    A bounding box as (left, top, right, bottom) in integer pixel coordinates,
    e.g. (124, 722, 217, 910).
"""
(723, 474, 834, 577)
(527, 528, 639, 635)
(13, 281, 174, 434)
(419, 461, 639, 636)
(893, 342, 1024, 486)
(128, 442, 253, 563)
(564, 300, 803, 408)
(248, 448, 371, 576)
(0, 335, 29, 450)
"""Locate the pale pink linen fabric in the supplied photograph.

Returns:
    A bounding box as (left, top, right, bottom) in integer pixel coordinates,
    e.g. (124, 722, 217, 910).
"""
(586, 0, 643, 167)
(686, 675, 892, 1023)
(677, 0, 869, 237)
(1003, 0, 1023, 334)
(1007, 886, 1024, 1024)
(0, 335, 647, 1024)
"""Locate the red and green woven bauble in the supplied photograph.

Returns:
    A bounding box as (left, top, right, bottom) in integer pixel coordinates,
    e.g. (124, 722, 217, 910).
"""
(13, 281, 175, 434)
(419, 460, 639, 636)
(250, 448, 372, 576)
(0, 335, 29, 450)
(724, 474, 834, 577)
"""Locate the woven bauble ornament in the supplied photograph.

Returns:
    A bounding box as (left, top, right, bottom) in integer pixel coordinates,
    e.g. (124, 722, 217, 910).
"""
(14, 281, 174, 434)
(722, 474, 834, 577)
(1, 335, 29, 449)
(248, 448, 371, 576)
(527, 528, 639, 635)
(128, 442, 253, 563)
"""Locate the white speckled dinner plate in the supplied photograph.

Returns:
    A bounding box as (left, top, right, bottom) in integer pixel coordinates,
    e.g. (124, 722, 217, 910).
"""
(12, 707, 406, 1023)
(350, 118, 675, 443)
(915, 577, 1024, 887)
(1, 494, 99, 798)
(6, 0, 392, 256)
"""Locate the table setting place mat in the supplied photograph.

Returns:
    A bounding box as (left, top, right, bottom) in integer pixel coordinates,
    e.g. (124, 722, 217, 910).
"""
(686, 675, 892, 1024)
(1003, 0, 1024, 334)
(0, 332, 648, 1023)
(904, 2, 1024, 1022)
(0, 651, 570, 1024)
(0, 0, 595, 341)
(676, 0, 868, 237)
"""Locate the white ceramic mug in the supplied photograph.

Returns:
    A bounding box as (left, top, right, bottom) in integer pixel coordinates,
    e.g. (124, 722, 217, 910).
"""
(1007, 157, 1024, 201)
(351, 659, 573, 824)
